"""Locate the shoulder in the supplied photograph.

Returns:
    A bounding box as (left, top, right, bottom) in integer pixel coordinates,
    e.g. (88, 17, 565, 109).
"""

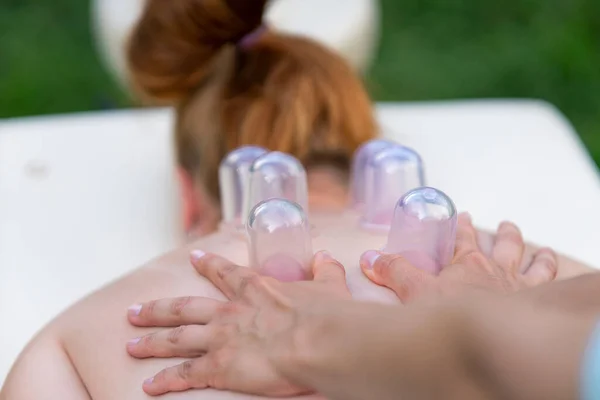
(1, 325, 90, 399)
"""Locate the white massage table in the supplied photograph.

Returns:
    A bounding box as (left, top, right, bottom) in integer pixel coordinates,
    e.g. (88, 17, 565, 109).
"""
(1, 100, 599, 385)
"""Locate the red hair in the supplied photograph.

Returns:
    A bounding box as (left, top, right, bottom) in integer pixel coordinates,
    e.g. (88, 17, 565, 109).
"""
(128, 0, 377, 201)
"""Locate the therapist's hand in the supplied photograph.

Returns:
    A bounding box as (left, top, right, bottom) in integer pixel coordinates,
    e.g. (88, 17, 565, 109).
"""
(126, 251, 350, 397)
(361, 213, 558, 303)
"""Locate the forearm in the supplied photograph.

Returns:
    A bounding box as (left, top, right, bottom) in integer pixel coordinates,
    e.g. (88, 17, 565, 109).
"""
(275, 291, 599, 400)
(275, 301, 484, 400)
(554, 253, 596, 279)
(467, 294, 597, 400)
(475, 273, 600, 399)
(517, 272, 600, 314)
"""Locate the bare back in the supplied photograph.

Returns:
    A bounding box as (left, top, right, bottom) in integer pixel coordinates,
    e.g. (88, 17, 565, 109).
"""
(1, 213, 592, 399)
(2, 213, 397, 399)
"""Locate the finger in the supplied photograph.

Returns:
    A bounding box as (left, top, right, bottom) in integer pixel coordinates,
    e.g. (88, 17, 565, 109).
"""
(127, 325, 211, 359)
(453, 213, 480, 261)
(492, 221, 525, 272)
(128, 297, 222, 327)
(312, 251, 347, 285)
(143, 357, 214, 395)
(360, 251, 434, 303)
(191, 250, 258, 300)
(475, 229, 495, 257)
(518, 243, 536, 273)
(523, 248, 558, 286)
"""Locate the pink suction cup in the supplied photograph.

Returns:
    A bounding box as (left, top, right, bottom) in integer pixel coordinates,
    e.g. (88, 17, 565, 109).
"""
(384, 187, 457, 275)
(243, 152, 308, 223)
(361, 145, 425, 231)
(219, 146, 268, 228)
(247, 199, 313, 282)
(350, 139, 397, 211)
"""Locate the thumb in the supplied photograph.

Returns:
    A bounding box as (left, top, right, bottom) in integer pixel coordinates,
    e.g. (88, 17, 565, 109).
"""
(312, 251, 347, 285)
(360, 250, 435, 303)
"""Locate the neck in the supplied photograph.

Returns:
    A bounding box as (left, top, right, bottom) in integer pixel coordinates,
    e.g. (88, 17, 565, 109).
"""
(307, 166, 349, 212)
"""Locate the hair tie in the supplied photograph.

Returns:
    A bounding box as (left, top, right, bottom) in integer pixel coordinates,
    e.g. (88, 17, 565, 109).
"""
(238, 25, 268, 50)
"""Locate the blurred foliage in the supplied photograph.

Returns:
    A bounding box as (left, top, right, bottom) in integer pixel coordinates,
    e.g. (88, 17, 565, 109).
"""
(0, 0, 128, 116)
(1, 0, 599, 165)
(369, 0, 600, 164)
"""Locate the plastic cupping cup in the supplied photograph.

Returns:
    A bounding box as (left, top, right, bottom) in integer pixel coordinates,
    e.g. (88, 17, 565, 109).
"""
(247, 198, 313, 282)
(350, 139, 397, 210)
(384, 187, 457, 274)
(243, 152, 309, 224)
(219, 146, 268, 227)
(361, 145, 425, 230)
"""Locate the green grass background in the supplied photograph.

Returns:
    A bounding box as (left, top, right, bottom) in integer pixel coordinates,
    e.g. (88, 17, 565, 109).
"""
(1, 0, 599, 165)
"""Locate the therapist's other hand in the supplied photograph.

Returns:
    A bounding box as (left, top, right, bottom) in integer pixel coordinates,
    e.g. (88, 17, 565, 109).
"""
(127, 251, 350, 397)
(361, 214, 557, 303)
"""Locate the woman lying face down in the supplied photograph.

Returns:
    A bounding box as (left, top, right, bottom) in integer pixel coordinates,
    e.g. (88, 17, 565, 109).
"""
(0, 0, 595, 399)
(1, 108, 593, 400)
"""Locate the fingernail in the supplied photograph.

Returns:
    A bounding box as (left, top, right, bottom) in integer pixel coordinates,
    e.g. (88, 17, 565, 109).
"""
(360, 250, 380, 270)
(143, 377, 154, 385)
(127, 337, 141, 347)
(315, 251, 334, 263)
(190, 249, 206, 262)
(128, 304, 142, 316)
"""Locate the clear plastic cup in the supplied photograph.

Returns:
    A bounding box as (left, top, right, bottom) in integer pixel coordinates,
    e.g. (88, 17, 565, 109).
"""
(243, 152, 309, 224)
(384, 187, 457, 274)
(361, 145, 425, 231)
(219, 146, 268, 227)
(247, 199, 313, 282)
(350, 139, 397, 210)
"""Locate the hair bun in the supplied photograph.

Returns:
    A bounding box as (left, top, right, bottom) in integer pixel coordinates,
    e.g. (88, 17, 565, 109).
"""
(224, 0, 268, 40)
(127, 0, 269, 102)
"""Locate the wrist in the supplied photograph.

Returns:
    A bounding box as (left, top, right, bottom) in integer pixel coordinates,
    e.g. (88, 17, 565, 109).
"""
(444, 296, 501, 400)
(272, 299, 485, 400)
(392, 299, 491, 399)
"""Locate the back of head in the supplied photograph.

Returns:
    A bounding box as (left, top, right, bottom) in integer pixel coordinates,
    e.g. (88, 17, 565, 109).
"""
(127, 0, 377, 202)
